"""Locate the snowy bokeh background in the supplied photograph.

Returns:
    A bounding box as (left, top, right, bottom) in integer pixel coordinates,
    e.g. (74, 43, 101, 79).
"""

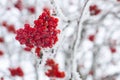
(1, 0, 120, 80)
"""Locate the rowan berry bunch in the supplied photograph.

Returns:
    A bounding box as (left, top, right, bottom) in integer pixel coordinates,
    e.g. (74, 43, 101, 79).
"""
(15, 9, 60, 57)
(9, 67, 24, 77)
(89, 4, 101, 16)
(45, 59, 65, 78)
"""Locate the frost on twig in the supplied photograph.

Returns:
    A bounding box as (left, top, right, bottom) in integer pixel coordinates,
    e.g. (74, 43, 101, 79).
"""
(49, 0, 69, 22)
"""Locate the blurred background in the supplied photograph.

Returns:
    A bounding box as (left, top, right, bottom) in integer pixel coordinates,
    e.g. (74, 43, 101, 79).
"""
(0, 0, 120, 80)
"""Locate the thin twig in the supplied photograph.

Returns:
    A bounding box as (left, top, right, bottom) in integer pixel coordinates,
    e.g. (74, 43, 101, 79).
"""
(49, 0, 69, 22)
(71, 0, 90, 79)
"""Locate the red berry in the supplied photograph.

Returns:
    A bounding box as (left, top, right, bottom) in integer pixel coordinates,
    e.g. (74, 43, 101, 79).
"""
(35, 47, 41, 58)
(110, 47, 116, 53)
(88, 35, 95, 42)
(0, 37, 4, 43)
(0, 50, 4, 56)
(24, 47, 32, 51)
(7, 24, 16, 33)
(89, 70, 94, 75)
(1, 22, 16, 33)
(117, 0, 120, 2)
(0, 77, 4, 80)
(28, 6, 36, 14)
(14, 0, 23, 11)
(16, 67, 24, 77)
(2, 21, 7, 27)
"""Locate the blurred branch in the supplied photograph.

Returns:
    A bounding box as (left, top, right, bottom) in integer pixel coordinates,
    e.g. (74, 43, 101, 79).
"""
(71, 0, 90, 80)
(83, 10, 120, 25)
(101, 72, 120, 80)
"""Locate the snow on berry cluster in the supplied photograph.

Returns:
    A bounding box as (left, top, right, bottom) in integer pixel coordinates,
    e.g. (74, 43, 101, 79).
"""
(15, 9, 60, 57)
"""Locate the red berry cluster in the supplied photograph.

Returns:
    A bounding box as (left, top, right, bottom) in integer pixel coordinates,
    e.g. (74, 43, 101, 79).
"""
(45, 59, 65, 78)
(89, 5, 101, 16)
(15, 9, 60, 57)
(9, 67, 24, 77)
